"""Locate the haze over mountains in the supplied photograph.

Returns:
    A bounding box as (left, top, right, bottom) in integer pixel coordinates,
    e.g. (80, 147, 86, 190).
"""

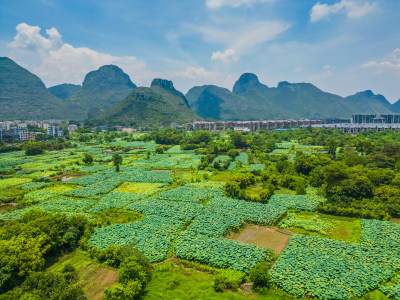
(1, 57, 399, 124)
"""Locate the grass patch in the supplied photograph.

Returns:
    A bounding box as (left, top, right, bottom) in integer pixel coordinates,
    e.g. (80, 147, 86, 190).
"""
(273, 187, 296, 195)
(144, 260, 300, 300)
(392, 218, 400, 224)
(247, 185, 264, 197)
(117, 182, 165, 194)
(278, 211, 362, 243)
(0, 186, 27, 204)
(93, 208, 143, 226)
(356, 289, 390, 300)
(210, 171, 237, 182)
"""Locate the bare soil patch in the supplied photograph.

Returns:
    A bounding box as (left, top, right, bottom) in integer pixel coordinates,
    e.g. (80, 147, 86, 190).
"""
(229, 225, 293, 254)
(151, 169, 189, 172)
(83, 266, 118, 300)
(0, 203, 16, 212)
(239, 282, 253, 294)
(51, 173, 84, 180)
(392, 218, 400, 224)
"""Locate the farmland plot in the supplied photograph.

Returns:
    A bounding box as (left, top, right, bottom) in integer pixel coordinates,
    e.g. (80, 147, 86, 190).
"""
(88, 191, 148, 213)
(152, 185, 223, 203)
(270, 220, 400, 299)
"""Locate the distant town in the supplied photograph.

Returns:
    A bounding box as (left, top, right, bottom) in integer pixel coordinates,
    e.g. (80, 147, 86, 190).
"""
(2, 113, 400, 142)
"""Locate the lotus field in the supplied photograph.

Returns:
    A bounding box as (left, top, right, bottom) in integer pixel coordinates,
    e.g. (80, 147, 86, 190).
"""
(380, 274, 400, 300)
(152, 185, 223, 203)
(228, 152, 249, 170)
(249, 163, 265, 172)
(174, 232, 273, 272)
(270, 220, 400, 299)
(1, 138, 400, 300)
(87, 191, 147, 212)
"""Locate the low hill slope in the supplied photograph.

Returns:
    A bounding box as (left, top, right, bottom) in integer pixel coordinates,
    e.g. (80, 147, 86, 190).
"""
(0, 57, 76, 120)
(48, 83, 81, 99)
(96, 79, 200, 126)
(344, 90, 393, 114)
(68, 65, 136, 118)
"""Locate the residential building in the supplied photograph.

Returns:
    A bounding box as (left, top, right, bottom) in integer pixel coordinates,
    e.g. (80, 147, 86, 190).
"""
(68, 124, 78, 133)
(121, 127, 137, 132)
(303, 123, 400, 133)
(193, 120, 324, 131)
(19, 130, 35, 141)
(351, 114, 400, 124)
(234, 127, 251, 132)
(47, 126, 64, 137)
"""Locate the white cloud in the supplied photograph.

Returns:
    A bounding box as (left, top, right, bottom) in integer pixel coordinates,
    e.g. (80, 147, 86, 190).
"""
(180, 67, 218, 80)
(160, 67, 224, 93)
(194, 21, 290, 54)
(309, 70, 334, 81)
(361, 49, 400, 72)
(310, 0, 377, 22)
(293, 66, 303, 72)
(308, 65, 335, 81)
(7, 23, 227, 94)
(9, 23, 62, 52)
(8, 23, 148, 86)
(211, 49, 240, 62)
(206, 0, 275, 9)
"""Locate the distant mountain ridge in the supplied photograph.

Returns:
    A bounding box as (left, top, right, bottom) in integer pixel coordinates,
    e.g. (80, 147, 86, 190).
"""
(0, 58, 138, 120)
(187, 73, 395, 120)
(0, 57, 399, 122)
(0, 57, 76, 120)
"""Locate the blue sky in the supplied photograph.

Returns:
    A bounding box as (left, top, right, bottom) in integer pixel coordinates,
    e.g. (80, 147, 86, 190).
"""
(0, 0, 399, 101)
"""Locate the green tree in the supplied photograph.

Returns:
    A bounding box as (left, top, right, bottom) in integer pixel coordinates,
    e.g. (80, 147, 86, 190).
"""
(230, 132, 247, 149)
(249, 261, 271, 292)
(24, 141, 45, 156)
(259, 189, 272, 202)
(155, 146, 164, 154)
(82, 153, 94, 166)
(227, 149, 239, 159)
(103, 281, 142, 300)
(2, 272, 86, 300)
(112, 153, 123, 172)
(356, 139, 375, 155)
(117, 257, 149, 286)
(323, 162, 348, 186)
(327, 140, 337, 158)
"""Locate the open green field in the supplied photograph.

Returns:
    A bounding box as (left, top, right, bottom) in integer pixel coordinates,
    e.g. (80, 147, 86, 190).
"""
(278, 211, 363, 243)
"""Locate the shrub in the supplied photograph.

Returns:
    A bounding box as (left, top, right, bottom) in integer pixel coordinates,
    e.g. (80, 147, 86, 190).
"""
(250, 261, 271, 291)
(24, 142, 45, 156)
(213, 274, 227, 292)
